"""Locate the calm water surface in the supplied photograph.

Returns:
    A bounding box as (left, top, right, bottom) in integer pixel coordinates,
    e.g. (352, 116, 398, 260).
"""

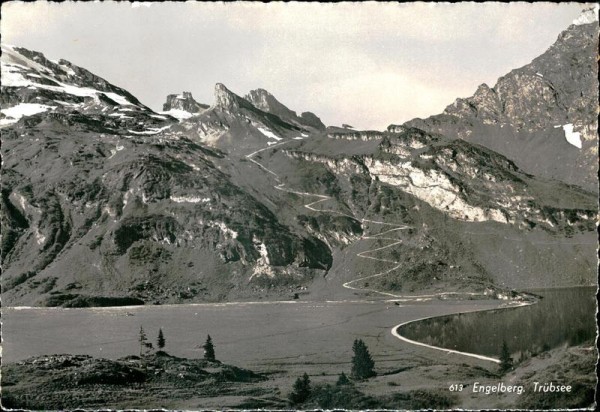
(2, 299, 503, 369)
(398, 287, 597, 358)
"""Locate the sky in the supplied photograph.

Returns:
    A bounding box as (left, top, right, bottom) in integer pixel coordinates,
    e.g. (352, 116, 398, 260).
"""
(1, 1, 592, 130)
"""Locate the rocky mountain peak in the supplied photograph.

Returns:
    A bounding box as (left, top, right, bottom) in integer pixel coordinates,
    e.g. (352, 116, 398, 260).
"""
(245, 88, 326, 130)
(245, 88, 290, 114)
(213, 83, 245, 109)
(0, 45, 174, 132)
(162, 91, 208, 114)
(299, 111, 326, 130)
(404, 17, 598, 192)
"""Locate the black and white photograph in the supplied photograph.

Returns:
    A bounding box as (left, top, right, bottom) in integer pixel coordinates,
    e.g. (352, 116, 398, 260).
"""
(0, 2, 598, 410)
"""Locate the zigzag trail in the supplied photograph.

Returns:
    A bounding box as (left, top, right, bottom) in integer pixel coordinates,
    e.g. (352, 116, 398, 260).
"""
(245, 140, 531, 363)
(246, 141, 481, 302)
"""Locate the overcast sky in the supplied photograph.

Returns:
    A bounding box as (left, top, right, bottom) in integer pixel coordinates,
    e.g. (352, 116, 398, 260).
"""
(1, 2, 592, 130)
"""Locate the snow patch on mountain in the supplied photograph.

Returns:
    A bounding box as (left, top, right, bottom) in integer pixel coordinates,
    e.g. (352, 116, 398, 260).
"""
(127, 125, 171, 135)
(0, 103, 55, 125)
(170, 195, 211, 204)
(160, 109, 193, 120)
(562, 124, 582, 148)
(257, 126, 282, 141)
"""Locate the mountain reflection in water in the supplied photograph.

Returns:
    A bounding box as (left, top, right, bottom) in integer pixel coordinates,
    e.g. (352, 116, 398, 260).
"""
(398, 287, 596, 359)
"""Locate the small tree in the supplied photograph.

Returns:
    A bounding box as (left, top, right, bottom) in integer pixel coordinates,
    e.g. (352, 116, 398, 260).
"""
(351, 339, 375, 380)
(157, 328, 166, 351)
(499, 341, 513, 373)
(138, 326, 148, 357)
(336, 372, 351, 386)
(203, 334, 215, 361)
(289, 372, 311, 405)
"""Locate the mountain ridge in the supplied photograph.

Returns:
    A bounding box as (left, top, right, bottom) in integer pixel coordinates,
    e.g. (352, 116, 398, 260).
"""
(403, 19, 598, 192)
(1, 15, 597, 307)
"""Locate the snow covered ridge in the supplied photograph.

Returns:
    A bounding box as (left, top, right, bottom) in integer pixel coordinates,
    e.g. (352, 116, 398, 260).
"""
(573, 5, 599, 25)
(1, 44, 139, 111)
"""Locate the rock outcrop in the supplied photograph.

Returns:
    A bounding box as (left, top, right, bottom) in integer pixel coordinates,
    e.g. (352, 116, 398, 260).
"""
(162, 91, 208, 115)
(404, 14, 599, 192)
(245, 88, 326, 130)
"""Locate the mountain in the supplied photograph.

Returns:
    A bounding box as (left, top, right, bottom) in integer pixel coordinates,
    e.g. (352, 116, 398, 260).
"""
(164, 83, 320, 154)
(249, 127, 596, 295)
(245, 88, 326, 130)
(0, 44, 175, 133)
(1, 46, 331, 307)
(404, 12, 599, 192)
(1, 14, 597, 308)
(161, 91, 209, 120)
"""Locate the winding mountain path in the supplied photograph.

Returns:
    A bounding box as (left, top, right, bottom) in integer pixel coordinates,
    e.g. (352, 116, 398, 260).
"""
(245, 140, 533, 364)
(246, 141, 481, 301)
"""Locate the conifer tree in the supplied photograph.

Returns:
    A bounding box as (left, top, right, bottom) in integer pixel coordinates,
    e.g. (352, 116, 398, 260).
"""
(203, 334, 215, 361)
(157, 328, 166, 350)
(499, 341, 513, 373)
(351, 339, 375, 379)
(138, 326, 147, 357)
(336, 371, 351, 386)
(289, 372, 311, 404)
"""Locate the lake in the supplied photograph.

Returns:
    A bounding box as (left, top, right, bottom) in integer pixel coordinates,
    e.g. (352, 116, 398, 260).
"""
(2, 299, 504, 373)
(4, 288, 593, 372)
(397, 287, 597, 360)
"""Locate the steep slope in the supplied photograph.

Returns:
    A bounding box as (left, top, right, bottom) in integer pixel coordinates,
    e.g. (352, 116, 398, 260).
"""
(405, 12, 599, 192)
(0, 45, 174, 134)
(251, 126, 596, 294)
(1, 47, 331, 307)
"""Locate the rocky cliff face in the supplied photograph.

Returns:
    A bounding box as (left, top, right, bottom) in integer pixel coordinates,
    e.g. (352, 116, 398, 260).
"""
(257, 126, 596, 292)
(283, 127, 596, 230)
(245, 88, 326, 130)
(405, 15, 598, 192)
(162, 91, 208, 119)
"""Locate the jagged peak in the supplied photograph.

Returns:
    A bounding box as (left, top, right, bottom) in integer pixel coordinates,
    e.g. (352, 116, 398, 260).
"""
(213, 83, 246, 109)
(246, 88, 296, 115)
(248, 88, 272, 98)
(475, 83, 493, 93)
(1, 44, 147, 110)
(163, 91, 208, 113)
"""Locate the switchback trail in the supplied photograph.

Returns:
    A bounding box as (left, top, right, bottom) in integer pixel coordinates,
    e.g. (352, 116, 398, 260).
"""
(245, 141, 535, 364)
(246, 142, 486, 301)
